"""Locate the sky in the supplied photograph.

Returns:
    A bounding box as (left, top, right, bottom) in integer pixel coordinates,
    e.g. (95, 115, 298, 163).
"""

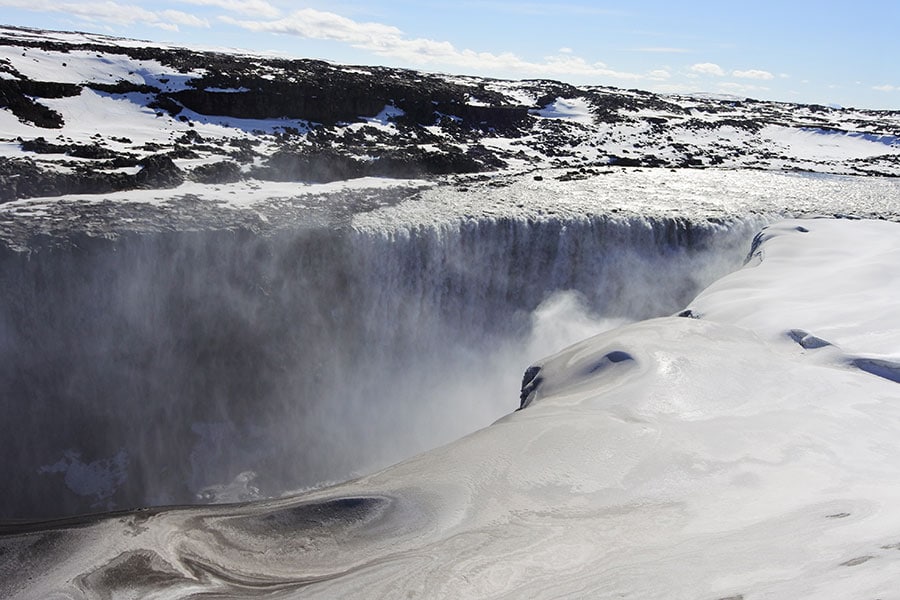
(1, 0, 898, 110)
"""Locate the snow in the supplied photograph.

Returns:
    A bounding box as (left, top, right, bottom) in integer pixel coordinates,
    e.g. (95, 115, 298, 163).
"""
(0, 46, 202, 89)
(203, 87, 252, 93)
(0, 176, 431, 214)
(352, 168, 900, 229)
(174, 106, 314, 136)
(362, 104, 405, 126)
(2, 167, 896, 233)
(4, 218, 900, 599)
(762, 124, 900, 161)
(688, 219, 900, 359)
(531, 97, 595, 123)
(36, 89, 164, 145)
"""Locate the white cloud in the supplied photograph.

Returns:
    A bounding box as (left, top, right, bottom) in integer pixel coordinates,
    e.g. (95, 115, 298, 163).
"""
(0, 0, 209, 30)
(160, 9, 208, 27)
(873, 84, 897, 92)
(221, 9, 401, 46)
(690, 62, 725, 76)
(179, 0, 281, 19)
(732, 69, 774, 80)
(222, 8, 643, 80)
(648, 69, 671, 80)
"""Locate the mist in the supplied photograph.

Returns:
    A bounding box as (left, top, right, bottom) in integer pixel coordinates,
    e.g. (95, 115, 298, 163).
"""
(0, 213, 766, 520)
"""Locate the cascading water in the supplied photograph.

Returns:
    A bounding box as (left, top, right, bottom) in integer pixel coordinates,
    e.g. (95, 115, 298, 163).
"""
(0, 213, 767, 520)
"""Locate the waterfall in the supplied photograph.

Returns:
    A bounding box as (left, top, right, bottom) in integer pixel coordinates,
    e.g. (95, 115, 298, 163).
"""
(0, 213, 766, 520)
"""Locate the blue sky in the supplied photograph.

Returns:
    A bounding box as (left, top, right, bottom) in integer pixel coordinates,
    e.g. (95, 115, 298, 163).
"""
(1, 0, 898, 110)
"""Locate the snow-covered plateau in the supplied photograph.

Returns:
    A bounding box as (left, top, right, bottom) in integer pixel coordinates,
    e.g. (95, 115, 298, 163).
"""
(1, 24, 900, 600)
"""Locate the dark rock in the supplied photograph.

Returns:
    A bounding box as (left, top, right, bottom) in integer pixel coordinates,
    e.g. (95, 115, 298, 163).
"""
(0, 80, 67, 128)
(13, 79, 82, 99)
(254, 148, 365, 183)
(147, 94, 182, 117)
(608, 155, 644, 167)
(451, 103, 530, 132)
(87, 80, 160, 95)
(369, 147, 483, 178)
(518, 365, 543, 410)
(135, 155, 184, 189)
(20, 137, 66, 154)
(190, 161, 243, 184)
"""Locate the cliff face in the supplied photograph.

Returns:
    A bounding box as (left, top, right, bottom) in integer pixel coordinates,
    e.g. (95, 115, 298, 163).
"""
(1, 25, 899, 203)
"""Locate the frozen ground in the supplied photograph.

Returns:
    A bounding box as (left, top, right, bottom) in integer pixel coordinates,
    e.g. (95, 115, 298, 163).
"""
(3, 217, 900, 599)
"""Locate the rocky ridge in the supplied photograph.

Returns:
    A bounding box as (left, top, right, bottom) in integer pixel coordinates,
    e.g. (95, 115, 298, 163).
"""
(1, 24, 899, 206)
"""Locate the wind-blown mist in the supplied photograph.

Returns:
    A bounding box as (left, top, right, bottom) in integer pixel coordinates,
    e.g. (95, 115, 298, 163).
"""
(0, 214, 765, 520)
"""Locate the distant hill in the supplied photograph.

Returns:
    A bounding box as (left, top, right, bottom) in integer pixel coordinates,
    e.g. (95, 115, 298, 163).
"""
(1, 24, 898, 204)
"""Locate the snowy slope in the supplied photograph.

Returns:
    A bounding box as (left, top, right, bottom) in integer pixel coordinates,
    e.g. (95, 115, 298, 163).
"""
(3, 218, 900, 599)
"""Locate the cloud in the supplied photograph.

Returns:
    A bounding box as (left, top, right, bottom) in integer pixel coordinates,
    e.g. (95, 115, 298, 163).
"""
(873, 84, 897, 92)
(648, 69, 671, 80)
(221, 9, 402, 46)
(0, 0, 209, 30)
(732, 69, 774, 80)
(221, 8, 643, 81)
(690, 62, 725, 76)
(178, 0, 281, 19)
